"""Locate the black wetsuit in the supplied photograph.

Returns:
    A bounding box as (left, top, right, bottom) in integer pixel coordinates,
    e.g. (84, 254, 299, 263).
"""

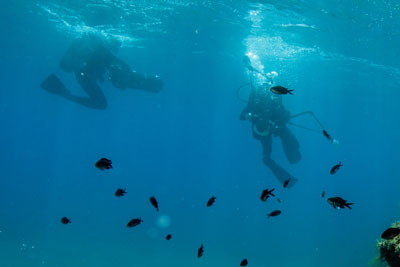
(41, 35, 162, 110)
(241, 87, 301, 186)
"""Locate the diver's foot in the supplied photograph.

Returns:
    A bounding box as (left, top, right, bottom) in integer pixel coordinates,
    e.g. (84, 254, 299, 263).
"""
(263, 158, 298, 188)
(41, 74, 70, 96)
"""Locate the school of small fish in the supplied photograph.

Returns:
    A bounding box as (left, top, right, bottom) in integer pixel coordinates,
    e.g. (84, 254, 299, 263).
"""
(59, 147, 355, 266)
(61, 90, 357, 265)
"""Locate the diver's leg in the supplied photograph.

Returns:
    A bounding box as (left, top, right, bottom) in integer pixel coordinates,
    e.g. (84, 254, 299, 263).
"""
(67, 73, 107, 110)
(279, 126, 301, 164)
(260, 134, 298, 188)
(41, 73, 107, 109)
(259, 134, 273, 163)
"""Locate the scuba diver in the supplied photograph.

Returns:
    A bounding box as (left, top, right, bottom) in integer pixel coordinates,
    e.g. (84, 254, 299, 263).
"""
(240, 55, 301, 187)
(41, 34, 163, 110)
(240, 55, 337, 187)
(240, 82, 301, 188)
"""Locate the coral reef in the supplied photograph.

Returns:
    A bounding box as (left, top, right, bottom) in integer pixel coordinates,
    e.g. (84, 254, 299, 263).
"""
(377, 222, 400, 266)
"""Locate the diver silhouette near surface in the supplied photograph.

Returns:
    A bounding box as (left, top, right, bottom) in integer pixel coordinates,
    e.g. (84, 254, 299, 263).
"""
(41, 35, 163, 110)
(240, 55, 301, 188)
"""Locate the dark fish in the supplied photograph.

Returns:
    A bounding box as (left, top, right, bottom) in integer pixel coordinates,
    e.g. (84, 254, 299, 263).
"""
(61, 216, 71, 224)
(327, 197, 353, 210)
(150, 196, 159, 212)
(381, 228, 400, 240)
(277, 198, 282, 203)
(260, 188, 275, 201)
(260, 194, 269, 202)
(240, 259, 248, 266)
(127, 218, 143, 228)
(270, 85, 294, 95)
(283, 179, 290, 188)
(321, 191, 326, 198)
(330, 162, 342, 174)
(206, 196, 216, 207)
(95, 158, 112, 170)
(267, 210, 282, 218)
(197, 244, 204, 258)
(322, 130, 333, 142)
(115, 188, 127, 197)
(166, 234, 172, 240)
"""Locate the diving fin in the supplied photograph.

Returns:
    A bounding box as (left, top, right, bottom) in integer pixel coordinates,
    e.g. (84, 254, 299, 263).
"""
(41, 74, 70, 96)
(263, 158, 298, 188)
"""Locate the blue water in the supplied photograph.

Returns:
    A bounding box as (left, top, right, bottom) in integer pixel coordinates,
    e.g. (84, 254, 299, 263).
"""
(1, 1, 400, 266)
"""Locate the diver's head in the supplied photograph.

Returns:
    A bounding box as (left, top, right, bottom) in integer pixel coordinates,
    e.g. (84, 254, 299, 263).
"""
(266, 71, 278, 79)
(242, 55, 254, 71)
(265, 71, 278, 85)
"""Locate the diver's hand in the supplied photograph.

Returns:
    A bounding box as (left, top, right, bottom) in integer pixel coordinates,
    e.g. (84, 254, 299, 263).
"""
(245, 113, 253, 121)
(240, 112, 252, 121)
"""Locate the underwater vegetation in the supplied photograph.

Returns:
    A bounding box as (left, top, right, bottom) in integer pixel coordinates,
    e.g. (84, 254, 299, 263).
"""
(377, 222, 400, 266)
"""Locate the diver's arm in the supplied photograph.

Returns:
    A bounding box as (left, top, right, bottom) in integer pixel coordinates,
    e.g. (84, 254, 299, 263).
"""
(240, 89, 257, 120)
